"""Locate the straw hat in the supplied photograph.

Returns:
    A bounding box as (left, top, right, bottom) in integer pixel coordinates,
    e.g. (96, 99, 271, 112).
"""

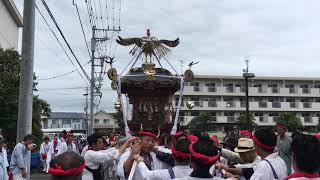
(234, 138, 255, 153)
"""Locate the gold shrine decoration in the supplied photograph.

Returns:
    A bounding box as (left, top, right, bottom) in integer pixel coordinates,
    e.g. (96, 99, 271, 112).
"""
(142, 63, 156, 80)
(114, 99, 122, 111)
(107, 68, 118, 81)
(184, 69, 194, 82)
(111, 81, 117, 90)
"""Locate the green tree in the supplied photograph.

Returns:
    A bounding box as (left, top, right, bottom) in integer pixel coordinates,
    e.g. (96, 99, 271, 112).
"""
(236, 113, 257, 131)
(188, 112, 211, 133)
(275, 112, 302, 132)
(0, 48, 50, 145)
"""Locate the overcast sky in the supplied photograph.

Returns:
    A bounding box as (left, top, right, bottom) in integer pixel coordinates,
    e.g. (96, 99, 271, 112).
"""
(13, 0, 320, 113)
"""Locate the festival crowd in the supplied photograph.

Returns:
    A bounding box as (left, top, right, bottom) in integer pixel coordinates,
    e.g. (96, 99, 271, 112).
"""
(0, 123, 319, 180)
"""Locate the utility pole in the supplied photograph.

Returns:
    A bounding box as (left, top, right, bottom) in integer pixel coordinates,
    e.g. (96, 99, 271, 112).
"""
(89, 26, 121, 134)
(89, 26, 96, 135)
(83, 87, 89, 136)
(17, 0, 35, 179)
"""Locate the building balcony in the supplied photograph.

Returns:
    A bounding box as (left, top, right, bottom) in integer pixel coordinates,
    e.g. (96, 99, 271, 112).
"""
(227, 116, 235, 123)
(181, 85, 320, 97)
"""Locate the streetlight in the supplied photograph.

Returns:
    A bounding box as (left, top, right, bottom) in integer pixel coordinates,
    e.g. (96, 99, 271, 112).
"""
(243, 72, 255, 122)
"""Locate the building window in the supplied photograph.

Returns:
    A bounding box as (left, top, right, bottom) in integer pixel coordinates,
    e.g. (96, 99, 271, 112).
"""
(94, 119, 99, 124)
(210, 112, 217, 122)
(103, 119, 109, 124)
(73, 119, 80, 123)
(208, 97, 217, 107)
(269, 112, 279, 122)
(225, 83, 234, 93)
(192, 82, 200, 92)
(272, 102, 281, 108)
(268, 84, 279, 93)
(206, 83, 216, 92)
(191, 97, 201, 107)
(300, 84, 310, 94)
(285, 84, 296, 94)
(302, 112, 312, 123)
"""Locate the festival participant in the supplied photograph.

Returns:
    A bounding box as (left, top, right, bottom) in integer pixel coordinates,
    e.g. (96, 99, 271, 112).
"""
(134, 137, 192, 180)
(82, 133, 135, 180)
(40, 136, 51, 173)
(117, 131, 171, 180)
(58, 132, 78, 154)
(60, 130, 67, 143)
(250, 128, 287, 180)
(50, 134, 61, 157)
(218, 138, 261, 169)
(285, 134, 320, 180)
(276, 123, 292, 175)
(0, 135, 9, 169)
(215, 138, 261, 179)
(239, 130, 252, 139)
(0, 139, 8, 180)
(48, 151, 85, 180)
(9, 134, 35, 180)
(107, 132, 116, 146)
(174, 135, 226, 180)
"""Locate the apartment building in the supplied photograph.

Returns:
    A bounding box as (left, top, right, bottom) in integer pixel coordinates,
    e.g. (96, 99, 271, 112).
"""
(0, 0, 23, 49)
(42, 112, 85, 131)
(175, 75, 320, 130)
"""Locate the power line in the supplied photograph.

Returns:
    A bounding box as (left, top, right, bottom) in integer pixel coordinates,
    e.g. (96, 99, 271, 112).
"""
(73, 0, 91, 58)
(37, 61, 90, 80)
(40, 0, 93, 85)
(35, 3, 90, 86)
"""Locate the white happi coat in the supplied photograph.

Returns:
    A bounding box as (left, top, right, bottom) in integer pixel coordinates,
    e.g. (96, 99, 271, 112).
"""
(117, 150, 171, 180)
(40, 143, 52, 163)
(50, 139, 61, 157)
(137, 161, 192, 180)
(57, 142, 78, 155)
(0, 151, 8, 180)
(82, 148, 120, 180)
(174, 176, 226, 180)
(250, 152, 287, 180)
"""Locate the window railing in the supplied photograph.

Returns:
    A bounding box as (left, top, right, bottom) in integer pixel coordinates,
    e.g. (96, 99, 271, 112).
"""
(240, 101, 246, 107)
(290, 102, 298, 108)
(302, 88, 310, 94)
(303, 102, 312, 108)
(304, 116, 312, 123)
(194, 86, 200, 92)
(259, 102, 267, 108)
(207, 87, 216, 92)
(272, 102, 281, 108)
(208, 101, 217, 107)
(272, 88, 279, 93)
(226, 101, 235, 107)
(227, 116, 235, 122)
(226, 87, 234, 93)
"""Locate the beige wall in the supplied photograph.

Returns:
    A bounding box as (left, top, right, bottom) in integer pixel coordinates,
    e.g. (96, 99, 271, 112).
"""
(0, 0, 19, 50)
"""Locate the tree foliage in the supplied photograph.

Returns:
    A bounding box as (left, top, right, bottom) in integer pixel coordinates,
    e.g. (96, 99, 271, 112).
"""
(275, 112, 302, 132)
(236, 113, 257, 131)
(188, 112, 211, 133)
(0, 48, 50, 146)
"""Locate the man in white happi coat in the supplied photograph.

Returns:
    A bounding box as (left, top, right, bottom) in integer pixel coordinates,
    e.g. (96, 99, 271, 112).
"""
(0, 136, 8, 170)
(40, 136, 51, 173)
(117, 131, 171, 180)
(82, 133, 136, 180)
(0, 139, 8, 180)
(58, 132, 78, 155)
(249, 128, 287, 180)
(134, 136, 193, 180)
(50, 134, 61, 157)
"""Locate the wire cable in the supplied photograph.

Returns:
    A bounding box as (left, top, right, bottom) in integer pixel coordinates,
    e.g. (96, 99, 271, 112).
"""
(37, 61, 90, 80)
(35, 3, 90, 86)
(73, 0, 91, 58)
